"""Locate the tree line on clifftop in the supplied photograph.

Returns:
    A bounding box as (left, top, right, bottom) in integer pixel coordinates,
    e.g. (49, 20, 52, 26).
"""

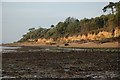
(18, 1, 120, 42)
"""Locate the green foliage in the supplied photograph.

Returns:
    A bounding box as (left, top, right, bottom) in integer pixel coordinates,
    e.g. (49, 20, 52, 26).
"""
(103, 1, 120, 26)
(18, 27, 46, 42)
(28, 28, 35, 32)
(66, 19, 80, 34)
(50, 25, 54, 28)
(103, 2, 115, 14)
(19, 14, 117, 42)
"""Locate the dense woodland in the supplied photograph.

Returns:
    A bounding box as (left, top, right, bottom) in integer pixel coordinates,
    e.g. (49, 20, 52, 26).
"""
(19, 2, 120, 42)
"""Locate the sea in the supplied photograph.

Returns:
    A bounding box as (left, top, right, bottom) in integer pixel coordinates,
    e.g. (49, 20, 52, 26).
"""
(0, 46, 20, 53)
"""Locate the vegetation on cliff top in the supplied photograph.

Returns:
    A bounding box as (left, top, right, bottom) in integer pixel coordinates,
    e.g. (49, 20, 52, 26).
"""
(18, 2, 120, 42)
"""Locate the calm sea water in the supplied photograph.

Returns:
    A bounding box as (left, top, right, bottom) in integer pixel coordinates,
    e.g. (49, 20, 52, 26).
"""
(0, 46, 20, 53)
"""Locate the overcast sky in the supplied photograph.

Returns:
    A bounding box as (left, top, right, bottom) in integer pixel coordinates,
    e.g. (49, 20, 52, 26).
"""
(2, 2, 109, 43)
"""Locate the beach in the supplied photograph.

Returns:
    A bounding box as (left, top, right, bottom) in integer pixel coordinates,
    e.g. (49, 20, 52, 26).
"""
(2, 1, 120, 79)
(1, 41, 120, 48)
(2, 46, 120, 79)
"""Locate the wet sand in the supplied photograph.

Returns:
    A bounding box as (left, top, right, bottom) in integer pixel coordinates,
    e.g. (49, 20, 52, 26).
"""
(2, 46, 120, 79)
(1, 41, 120, 48)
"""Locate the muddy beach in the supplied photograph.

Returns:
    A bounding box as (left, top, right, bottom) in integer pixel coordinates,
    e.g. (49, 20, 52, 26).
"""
(2, 46, 120, 79)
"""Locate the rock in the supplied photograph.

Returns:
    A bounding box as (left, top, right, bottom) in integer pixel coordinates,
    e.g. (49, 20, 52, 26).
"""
(64, 43, 69, 46)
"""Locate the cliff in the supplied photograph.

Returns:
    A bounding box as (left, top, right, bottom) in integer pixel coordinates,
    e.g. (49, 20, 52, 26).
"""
(37, 27, 120, 44)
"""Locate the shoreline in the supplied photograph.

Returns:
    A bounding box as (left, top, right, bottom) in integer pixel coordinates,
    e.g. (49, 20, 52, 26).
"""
(1, 41, 120, 48)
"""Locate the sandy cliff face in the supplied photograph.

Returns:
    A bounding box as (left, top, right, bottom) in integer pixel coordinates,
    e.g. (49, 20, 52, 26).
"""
(37, 38, 54, 43)
(37, 27, 120, 43)
(114, 27, 120, 37)
(37, 38, 47, 43)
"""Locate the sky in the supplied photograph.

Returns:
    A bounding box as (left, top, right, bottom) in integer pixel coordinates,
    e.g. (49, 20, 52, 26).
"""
(2, 2, 109, 43)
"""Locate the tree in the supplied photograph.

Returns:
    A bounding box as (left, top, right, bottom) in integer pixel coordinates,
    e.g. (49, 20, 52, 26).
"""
(102, 2, 115, 14)
(28, 28, 35, 32)
(103, 1, 120, 26)
(66, 20, 80, 34)
(50, 25, 54, 28)
(114, 1, 120, 26)
(64, 17, 77, 23)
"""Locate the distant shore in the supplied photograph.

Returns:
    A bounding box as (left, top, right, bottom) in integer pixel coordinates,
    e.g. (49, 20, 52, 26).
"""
(1, 41, 120, 48)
